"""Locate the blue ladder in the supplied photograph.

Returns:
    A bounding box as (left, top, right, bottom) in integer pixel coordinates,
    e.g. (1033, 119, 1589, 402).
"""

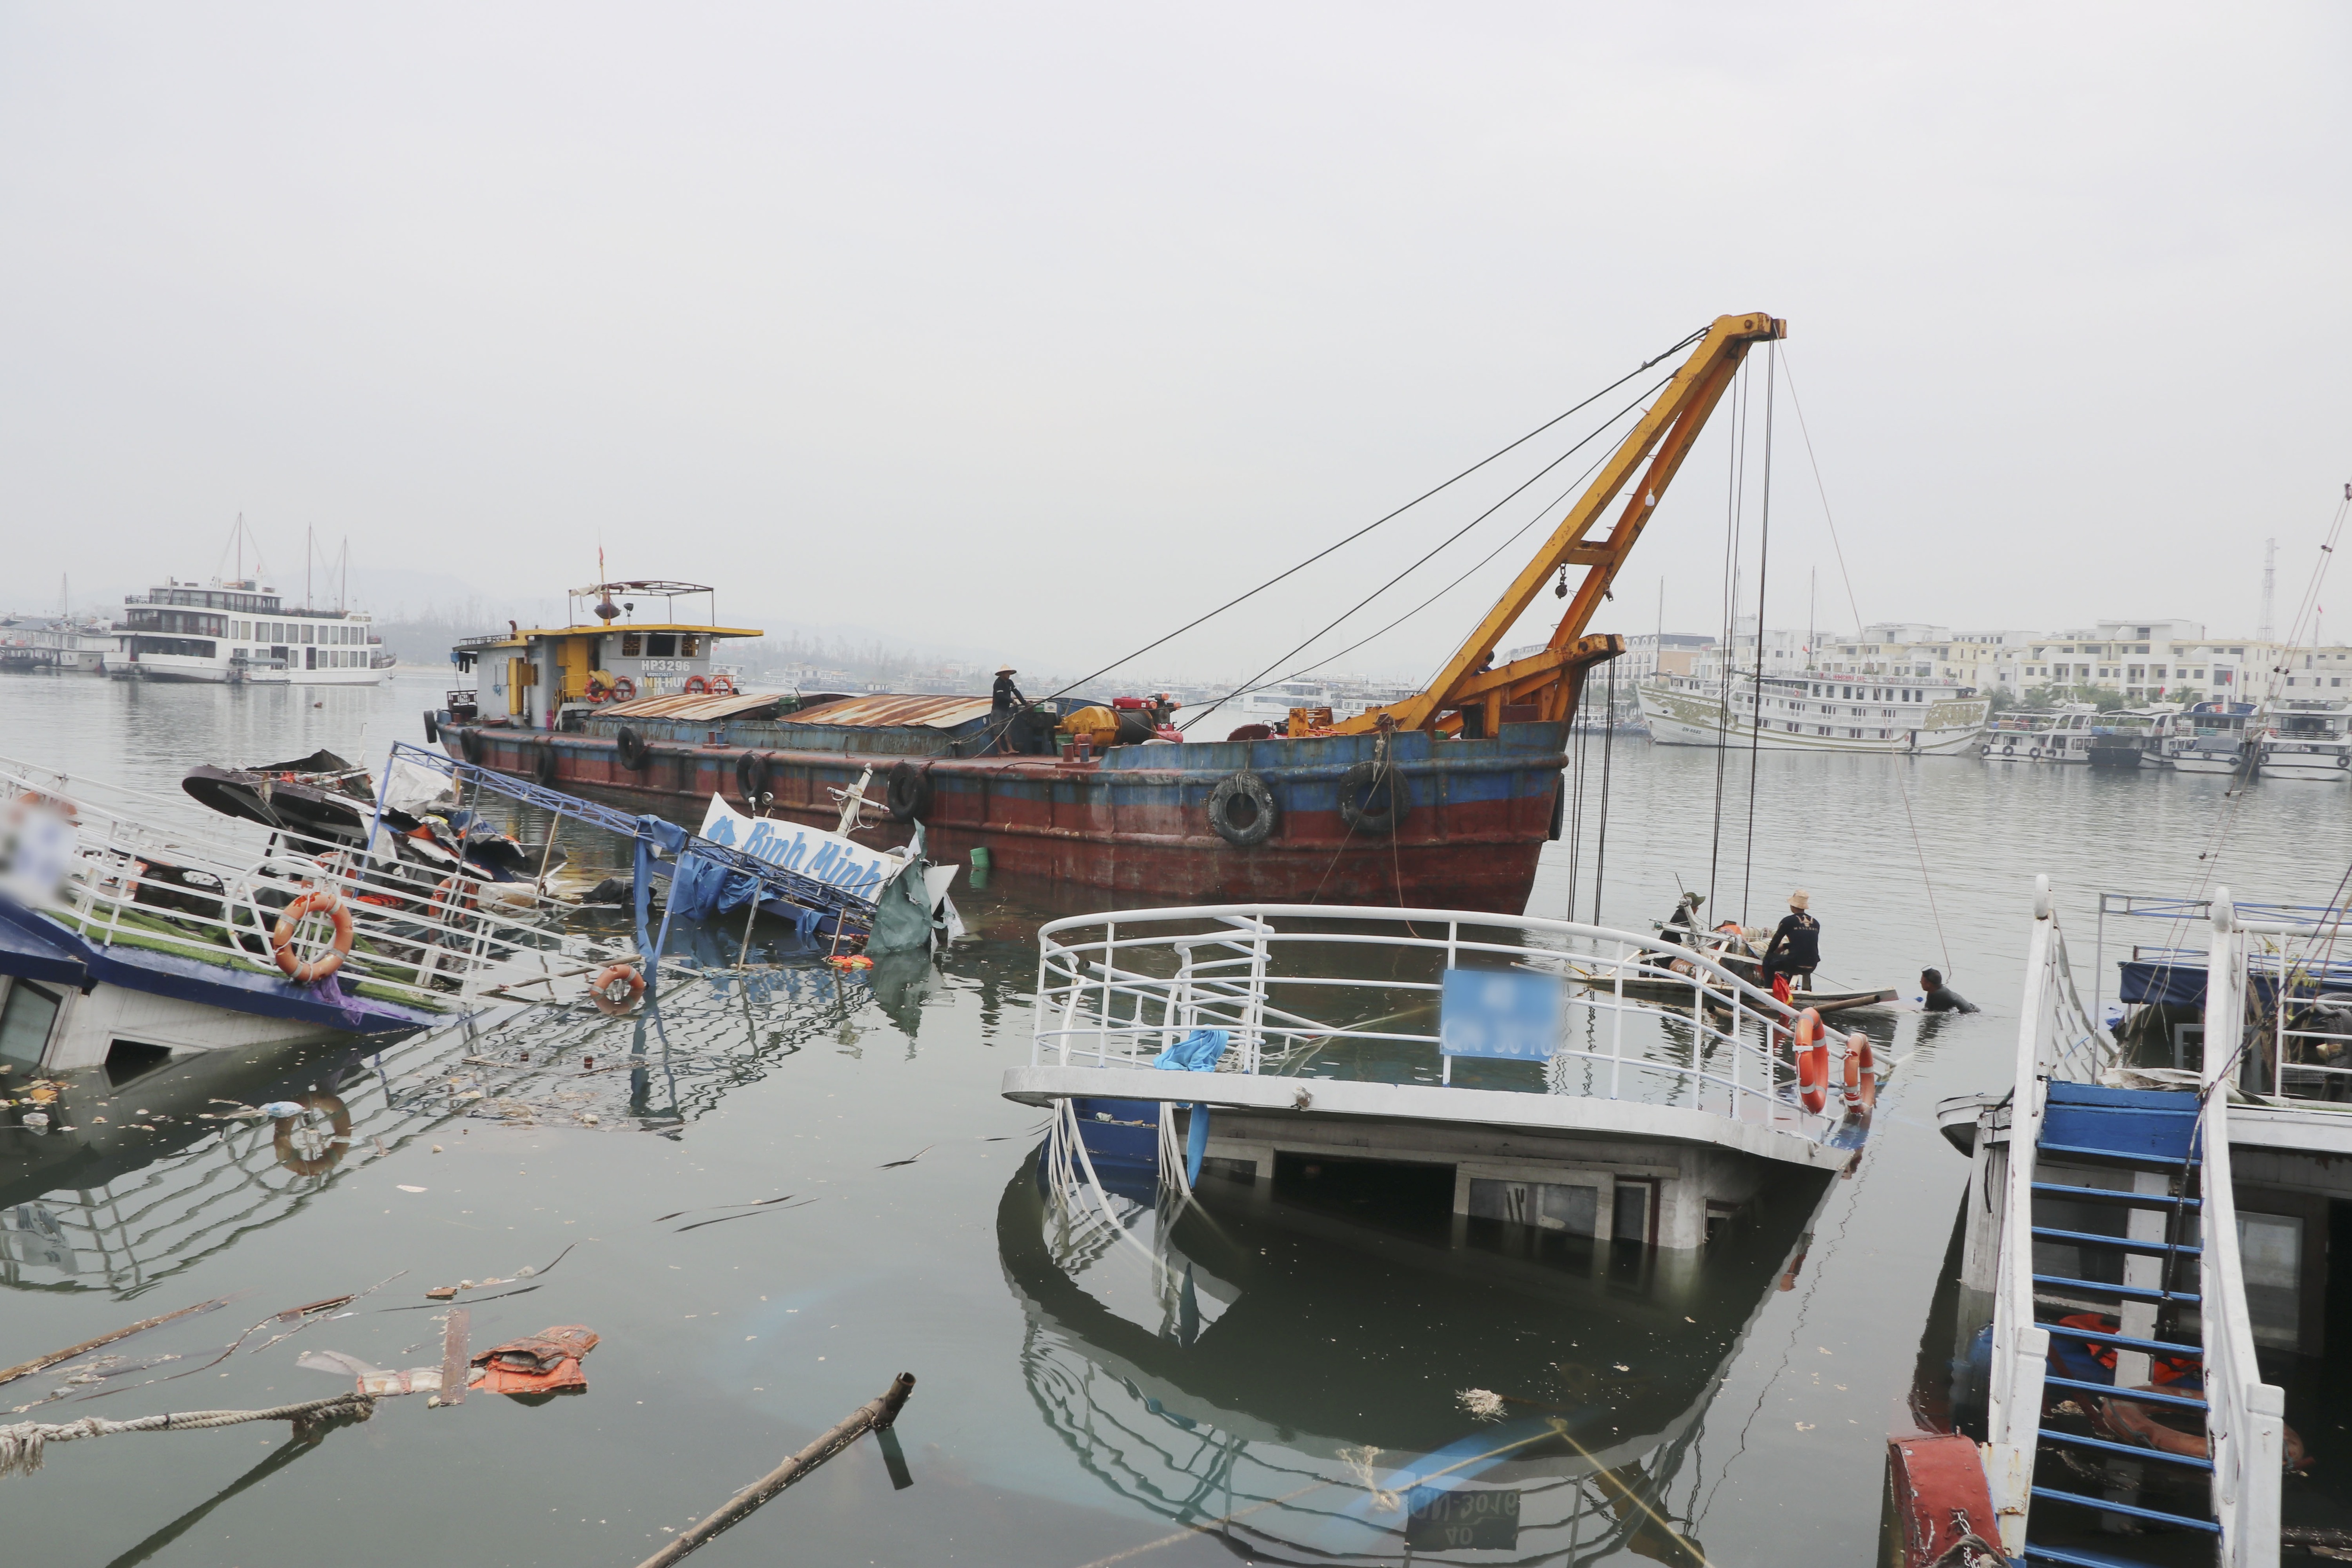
(2018, 1082, 2217, 1566)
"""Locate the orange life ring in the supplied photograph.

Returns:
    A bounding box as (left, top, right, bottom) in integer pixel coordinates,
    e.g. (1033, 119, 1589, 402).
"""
(1843, 1030, 1876, 1107)
(610, 677, 635, 701)
(1792, 1008, 1829, 1113)
(429, 873, 481, 923)
(588, 963, 644, 1016)
(271, 886, 354, 983)
(706, 674, 737, 696)
(683, 675, 709, 694)
(272, 1091, 353, 1177)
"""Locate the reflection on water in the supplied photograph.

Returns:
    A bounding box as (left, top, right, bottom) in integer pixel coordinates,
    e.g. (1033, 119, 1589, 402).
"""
(0, 949, 922, 1299)
(1004, 1147, 1833, 1565)
(7, 672, 2352, 1565)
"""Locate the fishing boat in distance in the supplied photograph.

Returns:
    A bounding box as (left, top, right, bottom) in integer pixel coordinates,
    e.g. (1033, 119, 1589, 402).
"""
(431, 312, 1791, 913)
(2160, 699, 2261, 775)
(1641, 669, 1989, 754)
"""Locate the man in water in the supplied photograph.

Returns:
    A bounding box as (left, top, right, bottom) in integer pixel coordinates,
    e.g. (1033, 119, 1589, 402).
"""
(1660, 891, 1704, 947)
(1760, 889, 1820, 992)
(1921, 968, 1979, 1013)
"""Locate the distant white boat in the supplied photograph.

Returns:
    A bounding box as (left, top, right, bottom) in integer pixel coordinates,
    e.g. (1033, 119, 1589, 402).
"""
(109, 576, 385, 687)
(1641, 671, 1988, 754)
(2256, 699, 2352, 781)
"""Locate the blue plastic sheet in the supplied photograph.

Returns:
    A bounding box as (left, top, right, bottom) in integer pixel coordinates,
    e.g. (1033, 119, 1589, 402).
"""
(1152, 1029, 1231, 1071)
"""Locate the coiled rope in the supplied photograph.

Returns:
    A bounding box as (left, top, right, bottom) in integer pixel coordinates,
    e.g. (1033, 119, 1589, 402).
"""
(0, 1393, 372, 1477)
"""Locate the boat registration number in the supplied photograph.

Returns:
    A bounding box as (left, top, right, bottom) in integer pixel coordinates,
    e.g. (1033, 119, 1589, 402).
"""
(637, 659, 695, 674)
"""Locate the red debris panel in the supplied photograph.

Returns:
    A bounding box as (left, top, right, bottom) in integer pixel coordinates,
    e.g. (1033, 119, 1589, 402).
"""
(1884, 1433, 2008, 1566)
(469, 1324, 600, 1396)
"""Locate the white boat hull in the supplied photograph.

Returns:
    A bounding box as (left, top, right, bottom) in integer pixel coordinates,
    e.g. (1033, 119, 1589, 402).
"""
(1642, 686, 1987, 755)
(2258, 755, 2351, 781)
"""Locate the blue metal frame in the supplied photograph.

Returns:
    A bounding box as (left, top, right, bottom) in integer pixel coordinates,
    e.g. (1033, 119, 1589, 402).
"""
(376, 742, 873, 964)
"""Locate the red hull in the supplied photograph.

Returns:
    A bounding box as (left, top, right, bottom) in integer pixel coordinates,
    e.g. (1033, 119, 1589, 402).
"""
(443, 724, 1562, 914)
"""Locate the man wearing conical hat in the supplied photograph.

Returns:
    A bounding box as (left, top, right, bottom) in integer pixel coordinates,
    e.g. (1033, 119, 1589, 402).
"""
(1760, 888, 1821, 992)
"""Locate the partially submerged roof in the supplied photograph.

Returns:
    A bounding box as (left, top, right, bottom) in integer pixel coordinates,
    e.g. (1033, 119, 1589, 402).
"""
(783, 693, 994, 729)
(599, 690, 794, 721)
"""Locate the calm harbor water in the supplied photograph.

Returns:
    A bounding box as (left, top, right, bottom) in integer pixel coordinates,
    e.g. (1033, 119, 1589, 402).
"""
(3, 671, 2348, 1567)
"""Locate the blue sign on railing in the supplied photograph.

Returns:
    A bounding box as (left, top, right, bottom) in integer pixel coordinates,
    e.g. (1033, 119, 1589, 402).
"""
(1438, 967, 1561, 1060)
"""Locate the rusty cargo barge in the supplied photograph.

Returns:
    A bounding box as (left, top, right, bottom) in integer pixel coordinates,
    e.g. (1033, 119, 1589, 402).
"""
(436, 689, 1571, 910)
(430, 313, 1788, 913)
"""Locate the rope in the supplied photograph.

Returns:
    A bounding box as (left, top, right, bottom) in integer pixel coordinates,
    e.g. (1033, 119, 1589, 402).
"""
(1208, 405, 1642, 709)
(1590, 660, 1617, 924)
(1705, 358, 1749, 910)
(0, 1393, 372, 1477)
(1739, 342, 1776, 929)
(1186, 373, 1672, 731)
(1040, 328, 1708, 711)
(1777, 350, 1953, 979)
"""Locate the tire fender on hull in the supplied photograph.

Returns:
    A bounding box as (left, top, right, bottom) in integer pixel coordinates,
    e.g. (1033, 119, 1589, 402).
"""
(1335, 758, 1405, 835)
(1205, 771, 1278, 847)
(887, 759, 933, 821)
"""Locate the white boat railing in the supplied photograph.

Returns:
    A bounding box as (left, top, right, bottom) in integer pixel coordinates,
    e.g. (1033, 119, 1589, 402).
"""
(0, 761, 557, 1014)
(1031, 903, 1867, 1145)
(2203, 894, 2295, 1565)
(1982, 876, 2117, 1551)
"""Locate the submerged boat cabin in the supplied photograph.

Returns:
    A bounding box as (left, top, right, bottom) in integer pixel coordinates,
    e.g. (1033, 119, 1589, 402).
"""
(449, 580, 761, 729)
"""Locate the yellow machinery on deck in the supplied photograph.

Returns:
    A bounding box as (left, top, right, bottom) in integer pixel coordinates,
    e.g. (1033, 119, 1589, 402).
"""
(1333, 311, 1785, 738)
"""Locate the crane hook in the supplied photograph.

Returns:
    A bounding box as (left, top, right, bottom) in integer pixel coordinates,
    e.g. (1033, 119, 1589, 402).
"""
(1554, 566, 1569, 600)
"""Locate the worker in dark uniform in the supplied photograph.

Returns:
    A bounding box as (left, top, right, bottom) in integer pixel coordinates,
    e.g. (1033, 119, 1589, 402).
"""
(1760, 889, 1821, 992)
(1660, 891, 1704, 947)
(989, 666, 1029, 755)
(1921, 968, 1979, 1013)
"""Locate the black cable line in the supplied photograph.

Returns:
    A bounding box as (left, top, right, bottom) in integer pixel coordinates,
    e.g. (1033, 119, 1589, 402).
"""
(1591, 658, 1617, 925)
(1706, 359, 1749, 913)
(1184, 373, 1674, 732)
(1036, 327, 1708, 710)
(1185, 385, 1665, 719)
(1739, 342, 1777, 931)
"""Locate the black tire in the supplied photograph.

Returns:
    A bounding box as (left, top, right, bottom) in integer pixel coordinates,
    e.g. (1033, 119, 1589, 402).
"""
(458, 727, 484, 765)
(1205, 771, 1278, 847)
(887, 759, 933, 822)
(422, 710, 440, 745)
(735, 748, 770, 805)
(616, 727, 649, 772)
(1336, 758, 1404, 835)
(2002, 741, 2015, 756)
(535, 743, 561, 786)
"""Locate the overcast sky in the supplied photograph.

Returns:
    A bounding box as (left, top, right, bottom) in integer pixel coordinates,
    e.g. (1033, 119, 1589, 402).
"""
(4, 4, 2346, 685)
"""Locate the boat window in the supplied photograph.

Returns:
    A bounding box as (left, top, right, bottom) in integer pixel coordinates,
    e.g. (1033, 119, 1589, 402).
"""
(0, 979, 61, 1067)
(622, 633, 643, 657)
(681, 635, 701, 656)
(647, 633, 677, 658)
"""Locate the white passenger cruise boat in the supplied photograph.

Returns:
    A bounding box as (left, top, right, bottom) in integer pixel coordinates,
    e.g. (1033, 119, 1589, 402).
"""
(109, 577, 386, 686)
(1640, 671, 1988, 754)
(1981, 703, 2163, 767)
(2161, 700, 2261, 775)
(2255, 700, 2352, 782)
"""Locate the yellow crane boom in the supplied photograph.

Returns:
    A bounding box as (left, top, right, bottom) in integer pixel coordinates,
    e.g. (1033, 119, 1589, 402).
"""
(1335, 311, 1785, 737)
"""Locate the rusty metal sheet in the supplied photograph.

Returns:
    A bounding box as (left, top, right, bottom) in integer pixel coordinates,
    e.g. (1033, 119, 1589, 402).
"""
(597, 691, 788, 721)
(782, 693, 993, 729)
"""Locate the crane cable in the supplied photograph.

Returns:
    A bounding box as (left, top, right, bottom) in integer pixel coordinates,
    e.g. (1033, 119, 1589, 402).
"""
(1184, 371, 1674, 731)
(1739, 343, 1777, 930)
(1036, 326, 1709, 714)
(1214, 394, 1653, 705)
(1705, 359, 1752, 914)
(1777, 349, 1954, 980)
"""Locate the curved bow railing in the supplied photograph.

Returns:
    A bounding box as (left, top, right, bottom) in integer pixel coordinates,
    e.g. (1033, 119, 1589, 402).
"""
(1033, 903, 1872, 1144)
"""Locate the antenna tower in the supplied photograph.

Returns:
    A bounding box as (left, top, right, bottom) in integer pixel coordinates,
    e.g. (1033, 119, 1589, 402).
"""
(2259, 537, 2277, 644)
